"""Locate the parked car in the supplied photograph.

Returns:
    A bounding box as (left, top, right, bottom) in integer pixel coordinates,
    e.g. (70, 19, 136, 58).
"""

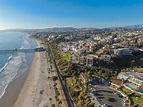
(91, 89, 97, 92)
(123, 102, 128, 106)
(115, 92, 120, 95)
(101, 104, 109, 107)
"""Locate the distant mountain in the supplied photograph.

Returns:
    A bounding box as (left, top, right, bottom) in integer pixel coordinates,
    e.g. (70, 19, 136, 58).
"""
(40, 27, 78, 32)
(1, 27, 99, 33)
(124, 25, 143, 29)
(1, 25, 143, 33)
(0, 28, 39, 34)
(1, 27, 79, 33)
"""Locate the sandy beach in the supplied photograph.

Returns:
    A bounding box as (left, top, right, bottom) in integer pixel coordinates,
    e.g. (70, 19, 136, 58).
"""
(0, 39, 68, 107)
(13, 39, 42, 107)
(0, 39, 41, 107)
(14, 39, 68, 107)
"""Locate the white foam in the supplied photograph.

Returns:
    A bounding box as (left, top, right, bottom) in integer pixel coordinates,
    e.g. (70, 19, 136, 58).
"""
(0, 33, 34, 99)
(8, 55, 12, 60)
(0, 35, 30, 99)
(0, 84, 8, 99)
(0, 55, 12, 73)
(20, 36, 30, 49)
(0, 62, 8, 73)
(0, 52, 26, 99)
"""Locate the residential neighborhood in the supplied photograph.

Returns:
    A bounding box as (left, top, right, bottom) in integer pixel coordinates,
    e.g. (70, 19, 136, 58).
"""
(1, 0, 143, 107)
(32, 28, 143, 107)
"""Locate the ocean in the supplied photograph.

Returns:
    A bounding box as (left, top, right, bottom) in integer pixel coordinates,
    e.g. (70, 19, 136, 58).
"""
(0, 31, 37, 99)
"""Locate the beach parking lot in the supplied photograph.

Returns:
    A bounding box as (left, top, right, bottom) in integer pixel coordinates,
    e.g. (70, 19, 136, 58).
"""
(89, 85, 124, 107)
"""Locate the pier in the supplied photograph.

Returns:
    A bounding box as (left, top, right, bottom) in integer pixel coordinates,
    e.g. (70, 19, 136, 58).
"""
(0, 47, 46, 53)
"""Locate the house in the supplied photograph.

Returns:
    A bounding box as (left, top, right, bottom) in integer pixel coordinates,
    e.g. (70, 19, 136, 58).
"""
(114, 48, 133, 56)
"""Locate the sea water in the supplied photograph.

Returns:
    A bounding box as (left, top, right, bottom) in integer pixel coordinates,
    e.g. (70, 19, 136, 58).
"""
(0, 31, 36, 98)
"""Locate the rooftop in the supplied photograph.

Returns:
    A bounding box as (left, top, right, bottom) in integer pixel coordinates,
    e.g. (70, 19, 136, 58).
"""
(119, 72, 143, 81)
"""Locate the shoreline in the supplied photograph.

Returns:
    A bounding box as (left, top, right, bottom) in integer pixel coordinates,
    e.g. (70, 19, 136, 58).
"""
(0, 39, 40, 107)
(13, 39, 42, 107)
(0, 38, 68, 107)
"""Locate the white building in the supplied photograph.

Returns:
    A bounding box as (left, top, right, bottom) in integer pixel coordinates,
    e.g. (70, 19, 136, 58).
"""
(118, 72, 143, 87)
(114, 48, 133, 56)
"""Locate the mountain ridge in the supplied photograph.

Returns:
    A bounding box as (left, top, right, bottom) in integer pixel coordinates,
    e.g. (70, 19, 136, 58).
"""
(1, 25, 143, 33)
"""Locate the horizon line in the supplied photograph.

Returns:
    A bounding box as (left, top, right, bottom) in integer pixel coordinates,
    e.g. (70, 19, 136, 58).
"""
(0, 24, 143, 30)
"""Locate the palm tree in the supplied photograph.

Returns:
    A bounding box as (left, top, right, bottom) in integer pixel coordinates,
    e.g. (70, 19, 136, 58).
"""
(58, 100, 62, 107)
(49, 98, 52, 104)
(51, 104, 55, 107)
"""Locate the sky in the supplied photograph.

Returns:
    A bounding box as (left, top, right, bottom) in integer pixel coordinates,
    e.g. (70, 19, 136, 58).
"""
(0, 0, 143, 29)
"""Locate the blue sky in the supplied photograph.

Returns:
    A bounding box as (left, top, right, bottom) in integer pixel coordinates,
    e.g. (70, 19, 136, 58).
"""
(0, 0, 143, 29)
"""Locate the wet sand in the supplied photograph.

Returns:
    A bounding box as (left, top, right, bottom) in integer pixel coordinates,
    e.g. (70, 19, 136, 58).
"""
(0, 39, 68, 107)
(0, 39, 40, 107)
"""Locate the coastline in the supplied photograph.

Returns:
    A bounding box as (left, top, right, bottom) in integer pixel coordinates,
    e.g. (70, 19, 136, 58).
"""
(14, 38, 68, 107)
(0, 39, 40, 107)
(13, 39, 42, 107)
(0, 37, 68, 107)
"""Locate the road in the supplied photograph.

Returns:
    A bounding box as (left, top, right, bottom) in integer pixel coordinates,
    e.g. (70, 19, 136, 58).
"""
(48, 44, 74, 107)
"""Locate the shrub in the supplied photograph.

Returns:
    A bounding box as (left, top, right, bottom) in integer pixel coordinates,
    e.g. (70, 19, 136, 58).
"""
(53, 76, 58, 81)
(51, 104, 55, 107)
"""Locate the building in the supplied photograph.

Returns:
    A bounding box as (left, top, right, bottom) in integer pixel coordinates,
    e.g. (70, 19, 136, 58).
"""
(79, 56, 86, 65)
(110, 77, 123, 88)
(79, 55, 94, 66)
(86, 55, 94, 66)
(118, 72, 143, 87)
(118, 72, 129, 80)
(114, 48, 133, 56)
(71, 54, 79, 63)
(101, 55, 111, 62)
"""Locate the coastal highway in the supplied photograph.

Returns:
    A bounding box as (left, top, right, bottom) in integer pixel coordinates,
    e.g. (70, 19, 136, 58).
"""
(48, 44, 74, 107)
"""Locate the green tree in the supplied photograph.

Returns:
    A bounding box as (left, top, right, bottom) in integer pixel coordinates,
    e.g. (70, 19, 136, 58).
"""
(58, 100, 62, 106)
(53, 76, 58, 81)
(49, 98, 52, 101)
(51, 104, 55, 107)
